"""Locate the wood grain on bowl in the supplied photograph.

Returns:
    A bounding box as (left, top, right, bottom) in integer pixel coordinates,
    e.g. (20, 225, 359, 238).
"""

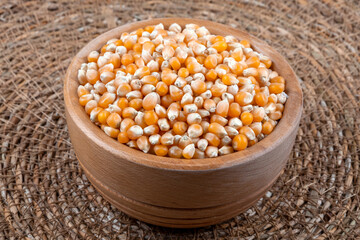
(64, 18, 302, 228)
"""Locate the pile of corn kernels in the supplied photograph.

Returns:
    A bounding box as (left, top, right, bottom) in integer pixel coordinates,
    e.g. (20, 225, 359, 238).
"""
(77, 23, 288, 159)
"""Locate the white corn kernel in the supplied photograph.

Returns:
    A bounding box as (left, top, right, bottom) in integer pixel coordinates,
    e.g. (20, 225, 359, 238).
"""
(264, 102, 276, 114)
(182, 143, 195, 159)
(97, 56, 109, 68)
(187, 113, 202, 125)
(158, 118, 170, 131)
(84, 83, 93, 91)
(241, 105, 253, 112)
(127, 125, 143, 138)
(137, 136, 150, 153)
(219, 146, 234, 156)
(243, 68, 258, 77)
(200, 90, 212, 99)
(101, 72, 115, 84)
(116, 46, 127, 56)
(169, 23, 182, 33)
(106, 43, 116, 52)
(205, 146, 218, 158)
(269, 71, 279, 79)
(277, 92, 288, 104)
(197, 139, 208, 152)
(183, 104, 198, 114)
(144, 125, 158, 135)
(160, 132, 174, 145)
(225, 126, 239, 138)
(183, 84, 193, 95)
(80, 63, 88, 71)
(126, 90, 142, 101)
(194, 96, 204, 108)
(130, 79, 142, 90)
(149, 134, 161, 145)
(198, 109, 210, 118)
(77, 69, 87, 85)
(127, 140, 137, 148)
(175, 77, 187, 88)
(228, 118, 243, 129)
(227, 84, 239, 96)
(221, 136, 232, 146)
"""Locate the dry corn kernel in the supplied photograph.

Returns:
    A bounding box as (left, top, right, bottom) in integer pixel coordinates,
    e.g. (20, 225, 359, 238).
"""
(212, 41, 228, 52)
(160, 94, 173, 108)
(270, 76, 285, 84)
(85, 100, 97, 115)
(89, 107, 103, 122)
(117, 132, 129, 143)
(276, 103, 284, 112)
(208, 122, 227, 138)
(210, 114, 228, 126)
(205, 69, 217, 82)
(79, 94, 93, 107)
(240, 39, 250, 48)
(155, 82, 169, 96)
(228, 102, 241, 118)
(144, 110, 159, 126)
(103, 126, 120, 138)
(122, 107, 137, 119)
(235, 92, 253, 106)
(204, 54, 217, 69)
(154, 144, 169, 156)
(169, 85, 184, 101)
(269, 111, 282, 121)
(97, 110, 110, 124)
(129, 99, 143, 111)
(169, 57, 181, 70)
(240, 112, 253, 125)
(141, 84, 155, 96)
(268, 94, 278, 103)
(182, 144, 195, 159)
(107, 112, 122, 128)
(144, 125, 159, 135)
(127, 125, 143, 139)
(191, 79, 207, 95)
(262, 121, 274, 135)
(254, 92, 268, 107)
(125, 63, 137, 75)
(246, 56, 260, 68)
(204, 133, 220, 147)
(98, 92, 115, 108)
(210, 83, 227, 97)
(187, 123, 203, 138)
(168, 146, 182, 158)
(142, 92, 160, 110)
(120, 118, 135, 132)
(215, 100, 229, 117)
(77, 23, 287, 159)
(117, 98, 129, 110)
(173, 121, 188, 135)
(232, 134, 248, 150)
(269, 83, 285, 94)
(252, 107, 265, 122)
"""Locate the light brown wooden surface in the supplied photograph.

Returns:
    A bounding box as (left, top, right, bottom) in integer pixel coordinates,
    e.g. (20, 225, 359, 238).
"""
(64, 18, 303, 228)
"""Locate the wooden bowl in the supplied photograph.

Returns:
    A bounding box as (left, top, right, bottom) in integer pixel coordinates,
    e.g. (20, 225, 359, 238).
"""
(64, 18, 302, 228)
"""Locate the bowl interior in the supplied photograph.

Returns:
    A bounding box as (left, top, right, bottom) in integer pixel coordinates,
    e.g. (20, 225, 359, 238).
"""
(64, 18, 302, 171)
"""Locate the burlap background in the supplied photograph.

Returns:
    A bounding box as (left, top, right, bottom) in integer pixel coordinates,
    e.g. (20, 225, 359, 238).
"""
(1, 0, 359, 239)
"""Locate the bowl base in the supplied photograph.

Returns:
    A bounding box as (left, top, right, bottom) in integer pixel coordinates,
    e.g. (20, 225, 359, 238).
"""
(79, 160, 280, 228)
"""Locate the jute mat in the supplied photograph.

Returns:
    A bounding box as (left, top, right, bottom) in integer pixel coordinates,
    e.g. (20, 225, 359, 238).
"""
(1, 0, 359, 239)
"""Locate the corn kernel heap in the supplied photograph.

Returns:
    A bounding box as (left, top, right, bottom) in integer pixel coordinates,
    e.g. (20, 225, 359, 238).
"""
(77, 23, 288, 159)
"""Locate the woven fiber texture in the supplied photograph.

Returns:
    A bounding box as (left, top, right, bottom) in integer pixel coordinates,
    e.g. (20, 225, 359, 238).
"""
(1, 0, 360, 239)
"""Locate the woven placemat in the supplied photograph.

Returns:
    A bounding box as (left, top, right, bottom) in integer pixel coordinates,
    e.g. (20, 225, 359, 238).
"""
(1, 0, 359, 238)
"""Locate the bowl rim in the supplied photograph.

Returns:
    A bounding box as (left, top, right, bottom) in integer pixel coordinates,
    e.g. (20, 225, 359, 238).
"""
(64, 18, 303, 171)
